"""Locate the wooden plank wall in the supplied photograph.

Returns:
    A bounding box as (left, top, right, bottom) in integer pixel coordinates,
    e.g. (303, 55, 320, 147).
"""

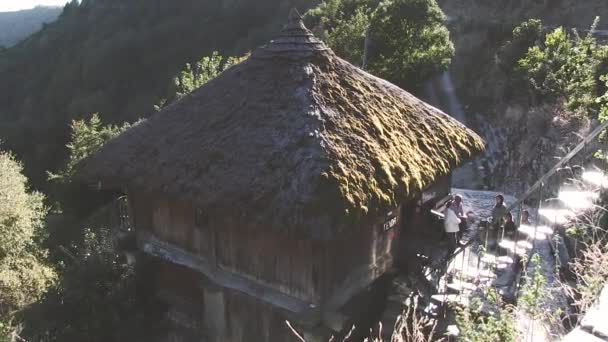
(130, 188, 404, 324)
(222, 288, 297, 342)
(129, 189, 316, 302)
(217, 224, 317, 302)
(155, 258, 309, 342)
(318, 205, 401, 301)
(130, 189, 215, 261)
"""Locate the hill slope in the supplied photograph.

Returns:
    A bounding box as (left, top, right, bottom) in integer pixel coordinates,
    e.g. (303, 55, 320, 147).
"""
(0, 6, 61, 47)
(0, 0, 316, 187)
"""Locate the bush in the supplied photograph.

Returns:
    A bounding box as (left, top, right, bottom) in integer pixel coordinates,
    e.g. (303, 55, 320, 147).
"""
(455, 289, 518, 342)
(516, 18, 608, 117)
(48, 113, 130, 185)
(498, 19, 544, 72)
(21, 226, 165, 342)
(156, 51, 246, 109)
(0, 151, 56, 339)
(306, 0, 454, 91)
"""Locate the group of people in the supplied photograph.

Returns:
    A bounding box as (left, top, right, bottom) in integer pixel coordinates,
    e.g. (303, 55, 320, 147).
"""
(443, 193, 531, 252)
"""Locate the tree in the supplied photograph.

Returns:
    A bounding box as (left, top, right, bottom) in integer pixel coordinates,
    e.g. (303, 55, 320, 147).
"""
(47, 114, 131, 217)
(48, 113, 130, 184)
(367, 0, 454, 90)
(20, 226, 165, 342)
(0, 151, 55, 340)
(306, 0, 454, 91)
(497, 19, 544, 72)
(156, 51, 246, 109)
(306, 0, 376, 65)
(517, 18, 608, 116)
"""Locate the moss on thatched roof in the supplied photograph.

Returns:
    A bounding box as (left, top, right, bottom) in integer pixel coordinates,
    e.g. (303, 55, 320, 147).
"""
(79, 9, 484, 238)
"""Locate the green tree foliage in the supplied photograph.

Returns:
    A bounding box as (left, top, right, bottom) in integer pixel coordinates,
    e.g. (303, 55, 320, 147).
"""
(0, 0, 314, 187)
(21, 226, 164, 342)
(498, 19, 544, 72)
(367, 0, 453, 89)
(45, 114, 133, 220)
(519, 254, 549, 321)
(0, 153, 46, 257)
(156, 51, 246, 109)
(48, 114, 130, 185)
(455, 289, 517, 342)
(306, 0, 454, 90)
(14, 113, 162, 341)
(598, 75, 608, 123)
(517, 18, 608, 116)
(306, 0, 375, 64)
(0, 151, 55, 339)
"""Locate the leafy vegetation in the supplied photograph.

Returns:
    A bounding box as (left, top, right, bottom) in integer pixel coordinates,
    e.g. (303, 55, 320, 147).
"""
(48, 114, 131, 185)
(306, 0, 454, 91)
(156, 51, 246, 110)
(515, 18, 608, 117)
(0, 116, 163, 341)
(454, 289, 518, 342)
(0, 151, 56, 340)
(0, 0, 314, 188)
(20, 226, 163, 342)
(497, 19, 543, 72)
(5, 48, 249, 340)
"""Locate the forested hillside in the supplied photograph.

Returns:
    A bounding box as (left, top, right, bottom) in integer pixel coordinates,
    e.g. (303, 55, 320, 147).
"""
(0, 0, 315, 187)
(0, 6, 61, 47)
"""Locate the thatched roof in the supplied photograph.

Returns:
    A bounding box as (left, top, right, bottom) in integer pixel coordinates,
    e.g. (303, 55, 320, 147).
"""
(78, 9, 484, 238)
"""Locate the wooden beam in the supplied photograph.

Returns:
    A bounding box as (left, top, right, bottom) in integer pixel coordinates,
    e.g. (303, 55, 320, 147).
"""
(138, 232, 320, 323)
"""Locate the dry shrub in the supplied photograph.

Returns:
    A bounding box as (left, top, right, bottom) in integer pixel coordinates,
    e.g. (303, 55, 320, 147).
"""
(565, 240, 608, 314)
(287, 297, 437, 342)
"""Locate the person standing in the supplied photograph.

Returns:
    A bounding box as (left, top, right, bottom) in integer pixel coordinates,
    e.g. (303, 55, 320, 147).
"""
(504, 212, 517, 237)
(444, 200, 461, 253)
(488, 194, 508, 252)
(491, 194, 508, 229)
(453, 194, 465, 217)
(453, 194, 468, 238)
(521, 210, 531, 225)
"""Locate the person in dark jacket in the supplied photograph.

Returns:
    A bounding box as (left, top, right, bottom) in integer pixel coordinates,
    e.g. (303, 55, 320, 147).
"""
(521, 209, 531, 225)
(491, 194, 508, 229)
(504, 212, 517, 238)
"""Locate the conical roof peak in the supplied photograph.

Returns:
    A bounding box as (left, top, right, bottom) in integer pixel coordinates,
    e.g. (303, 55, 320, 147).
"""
(252, 8, 329, 59)
(286, 8, 305, 30)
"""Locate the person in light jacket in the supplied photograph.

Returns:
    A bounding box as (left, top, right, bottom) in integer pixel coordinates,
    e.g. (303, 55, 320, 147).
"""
(444, 200, 461, 253)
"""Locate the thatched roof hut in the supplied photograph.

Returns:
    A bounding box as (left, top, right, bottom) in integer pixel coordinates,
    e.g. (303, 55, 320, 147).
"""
(79, 9, 484, 238)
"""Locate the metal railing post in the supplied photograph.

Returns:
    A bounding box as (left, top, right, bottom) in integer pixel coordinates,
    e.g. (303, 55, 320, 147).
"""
(533, 182, 544, 250)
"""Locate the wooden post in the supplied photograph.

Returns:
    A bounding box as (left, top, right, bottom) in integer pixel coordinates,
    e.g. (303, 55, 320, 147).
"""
(204, 285, 226, 341)
(361, 27, 370, 69)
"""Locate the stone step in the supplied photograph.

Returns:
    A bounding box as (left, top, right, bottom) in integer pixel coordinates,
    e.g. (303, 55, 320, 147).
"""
(454, 267, 495, 281)
(430, 293, 470, 307)
(498, 239, 532, 255)
(480, 254, 514, 265)
(517, 225, 553, 239)
(431, 293, 495, 315)
(446, 280, 478, 294)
